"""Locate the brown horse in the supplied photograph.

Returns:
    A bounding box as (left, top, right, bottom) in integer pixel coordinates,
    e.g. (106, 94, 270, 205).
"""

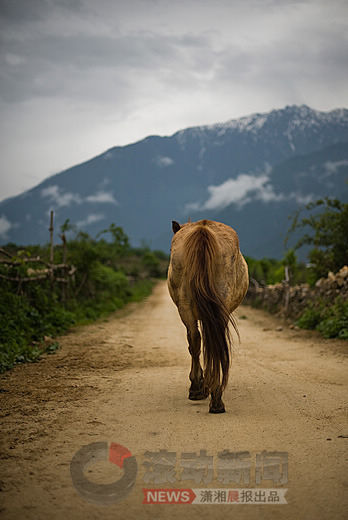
(167, 219, 249, 413)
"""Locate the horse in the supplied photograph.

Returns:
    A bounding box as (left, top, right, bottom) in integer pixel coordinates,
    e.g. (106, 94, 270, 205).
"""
(167, 219, 249, 413)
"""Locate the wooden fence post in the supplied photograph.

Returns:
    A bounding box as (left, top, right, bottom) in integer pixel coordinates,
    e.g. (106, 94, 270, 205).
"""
(61, 232, 67, 303)
(49, 210, 54, 288)
(283, 265, 290, 313)
(49, 211, 54, 264)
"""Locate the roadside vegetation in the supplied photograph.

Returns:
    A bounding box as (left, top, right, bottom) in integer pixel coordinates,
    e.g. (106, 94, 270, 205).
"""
(0, 221, 168, 373)
(247, 198, 348, 339)
(246, 249, 308, 287)
(1, 197, 346, 373)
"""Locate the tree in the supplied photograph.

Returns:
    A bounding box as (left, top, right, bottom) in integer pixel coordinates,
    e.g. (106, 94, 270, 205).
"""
(96, 223, 130, 256)
(287, 197, 348, 280)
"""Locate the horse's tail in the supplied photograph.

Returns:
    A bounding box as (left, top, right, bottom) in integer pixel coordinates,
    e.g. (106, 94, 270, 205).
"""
(183, 221, 238, 392)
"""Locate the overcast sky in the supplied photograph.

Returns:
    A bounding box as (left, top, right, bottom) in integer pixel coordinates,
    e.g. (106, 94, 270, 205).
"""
(1, 0, 347, 202)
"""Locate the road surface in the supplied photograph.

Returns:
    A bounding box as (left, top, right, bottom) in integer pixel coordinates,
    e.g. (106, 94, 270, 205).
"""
(1, 281, 347, 519)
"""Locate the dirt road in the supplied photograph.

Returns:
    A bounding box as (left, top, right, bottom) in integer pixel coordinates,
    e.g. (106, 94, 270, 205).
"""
(1, 281, 347, 519)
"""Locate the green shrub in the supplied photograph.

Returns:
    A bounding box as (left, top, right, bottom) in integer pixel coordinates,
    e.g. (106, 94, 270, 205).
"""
(297, 297, 348, 339)
(245, 253, 308, 286)
(91, 262, 130, 299)
(317, 299, 348, 339)
(287, 198, 348, 282)
(129, 279, 155, 302)
(0, 223, 167, 372)
(142, 251, 161, 277)
(297, 307, 322, 330)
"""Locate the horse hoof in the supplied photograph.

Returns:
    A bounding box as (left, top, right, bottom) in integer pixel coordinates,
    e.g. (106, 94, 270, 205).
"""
(189, 390, 208, 400)
(209, 405, 226, 414)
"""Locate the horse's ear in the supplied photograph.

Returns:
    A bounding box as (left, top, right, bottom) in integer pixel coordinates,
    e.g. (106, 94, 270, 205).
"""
(172, 221, 181, 234)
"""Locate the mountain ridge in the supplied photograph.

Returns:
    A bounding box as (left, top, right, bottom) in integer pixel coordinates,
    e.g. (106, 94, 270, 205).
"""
(1, 105, 347, 258)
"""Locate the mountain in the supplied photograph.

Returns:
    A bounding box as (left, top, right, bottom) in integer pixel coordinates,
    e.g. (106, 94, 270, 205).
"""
(1, 105, 348, 258)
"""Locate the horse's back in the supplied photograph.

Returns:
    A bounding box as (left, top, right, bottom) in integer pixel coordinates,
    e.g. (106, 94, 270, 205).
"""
(168, 220, 249, 314)
(170, 219, 238, 263)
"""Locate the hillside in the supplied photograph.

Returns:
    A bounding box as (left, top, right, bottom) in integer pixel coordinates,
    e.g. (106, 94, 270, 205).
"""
(1, 105, 347, 257)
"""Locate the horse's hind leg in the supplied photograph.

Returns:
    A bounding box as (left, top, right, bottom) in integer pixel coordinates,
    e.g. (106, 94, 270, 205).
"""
(185, 322, 208, 400)
(209, 387, 225, 414)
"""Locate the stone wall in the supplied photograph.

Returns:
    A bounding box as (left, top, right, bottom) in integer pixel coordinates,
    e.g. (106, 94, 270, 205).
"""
(245, 266, 348, 319)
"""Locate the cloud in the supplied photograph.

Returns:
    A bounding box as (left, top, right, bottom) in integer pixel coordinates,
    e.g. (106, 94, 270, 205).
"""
(2, 1, 347, 109)
(324, 159, 348, 175)
(289, 192, 313, 205)
(5, 53, 25, 66)
(77, 213, 105, 227)
(156, 156, 174, 167)
(86, 191, 118, 204)
(41, 185, 118, 206)
(189, 171, 284, 211)
(203, 174, 270, 210)
(0, 215, 12, 238)
(0, 0, 83, 22)
(187, 170, 313, 211)
(41, 185, 82, 207)
(1, 0, 348, 202)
